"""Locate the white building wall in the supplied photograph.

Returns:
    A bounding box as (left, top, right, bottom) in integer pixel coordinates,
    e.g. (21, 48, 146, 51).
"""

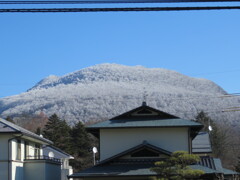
(100, 127, 189, 161)
(11, 139, 24, 180)
(0, 135, 10, 180)
(0, 134, 47, 180)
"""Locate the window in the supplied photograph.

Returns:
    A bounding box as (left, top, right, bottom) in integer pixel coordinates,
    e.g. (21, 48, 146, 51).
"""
(25, 141, 29, 159)
(16, 140, 21, 160)
(34, 144, 40, 159)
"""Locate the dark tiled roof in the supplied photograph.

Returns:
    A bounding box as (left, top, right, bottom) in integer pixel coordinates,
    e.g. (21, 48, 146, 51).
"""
(88, 118, 202, 129)
(110, 105, 178, 120)
(69, 162, 156, 178)
(87, 105, 203, 129)
(192, 132, 212, 153)
(0, 118, 52, 144)
(69, 153, 239, 178)
(98, 141, 171, 165)
(69, 159, 224, 178)
(198, 156, 216, 170)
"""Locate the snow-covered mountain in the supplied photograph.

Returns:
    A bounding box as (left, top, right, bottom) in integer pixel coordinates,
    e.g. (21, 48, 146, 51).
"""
(0, 63, 239, 126)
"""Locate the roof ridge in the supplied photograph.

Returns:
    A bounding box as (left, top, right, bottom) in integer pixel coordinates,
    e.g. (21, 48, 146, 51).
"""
(0, 118, 52, 144)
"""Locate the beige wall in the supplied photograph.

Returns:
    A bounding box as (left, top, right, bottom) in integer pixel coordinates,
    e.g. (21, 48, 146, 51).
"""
(100, 127, 189, 161)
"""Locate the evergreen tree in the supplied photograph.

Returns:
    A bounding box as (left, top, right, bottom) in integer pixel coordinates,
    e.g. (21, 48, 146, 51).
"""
(36, 127, 42, 135)
(195, 111, 212, 132)
(151, 151, 204, 180)
(6, 116, 15, 124)
(70, 121, 93, 171)
(42, 115, 95, 171)
(235, 157, 240, 173)
(195, 111, 227, 158)
(43, 114, 71, 153)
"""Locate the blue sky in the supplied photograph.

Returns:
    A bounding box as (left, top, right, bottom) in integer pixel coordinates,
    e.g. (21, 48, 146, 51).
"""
(1, 2, 240, 97)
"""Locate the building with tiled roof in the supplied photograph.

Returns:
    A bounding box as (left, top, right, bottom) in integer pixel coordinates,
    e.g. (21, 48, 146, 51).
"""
(69, 102, 239, 180)
(0, 118, 71, 180)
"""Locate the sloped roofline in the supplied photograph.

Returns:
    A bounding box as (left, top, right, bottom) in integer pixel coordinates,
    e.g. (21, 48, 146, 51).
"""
(43, 145, 74, 158)
(110, 104, 178, 120)
(0, 118, 52, 144)
(97, 140, 172, 166)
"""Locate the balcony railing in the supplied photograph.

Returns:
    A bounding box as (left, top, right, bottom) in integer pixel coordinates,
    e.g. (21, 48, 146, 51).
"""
(25, 155, 61, 163)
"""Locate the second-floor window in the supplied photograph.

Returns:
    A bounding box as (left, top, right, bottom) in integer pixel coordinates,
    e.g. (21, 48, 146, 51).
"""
(16, 140, 21, 160)
(34, 144, 40, 158)
(25, 141, 29, 159)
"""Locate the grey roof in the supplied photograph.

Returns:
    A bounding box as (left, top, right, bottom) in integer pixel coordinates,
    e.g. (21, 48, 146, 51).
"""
(213, 158, 239, 175)
(70, 145, 239, 179)
(43, 145, 74, 159)
(69, 162, 156, 178)
(88, 105, 203, 130)
(190, 164, 221, 174)
(192, 132, 212, 153)
(0, 118, 52, 144)
(69, 160, 224, 178)
(98, 141, 171, 165)
(88, 118, 202, 129)
(221, 168, 239, 175)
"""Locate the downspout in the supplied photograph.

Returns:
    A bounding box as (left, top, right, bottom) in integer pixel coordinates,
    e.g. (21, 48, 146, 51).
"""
(8, 133, 23, 180)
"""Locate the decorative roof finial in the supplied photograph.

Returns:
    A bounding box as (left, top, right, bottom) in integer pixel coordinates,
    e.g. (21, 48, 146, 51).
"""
(142, 88, 148, 106)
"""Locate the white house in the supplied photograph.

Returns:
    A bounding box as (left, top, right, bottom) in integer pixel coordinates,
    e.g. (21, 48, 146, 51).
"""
(0, 118, 62, 180)
(69, 102, 239, 180)
(43, 145, 74, 180)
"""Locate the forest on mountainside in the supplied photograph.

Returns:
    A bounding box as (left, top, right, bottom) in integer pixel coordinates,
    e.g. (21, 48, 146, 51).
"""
(1, 64, 240, 128)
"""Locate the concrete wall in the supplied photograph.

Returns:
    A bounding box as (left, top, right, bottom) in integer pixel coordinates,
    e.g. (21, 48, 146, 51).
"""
(24, 160, 61, 180)
(24, 160, 45, 180)
(100, 127, 189, 160)
(45, 161, 61, 180)
(0, 162, 8, 179)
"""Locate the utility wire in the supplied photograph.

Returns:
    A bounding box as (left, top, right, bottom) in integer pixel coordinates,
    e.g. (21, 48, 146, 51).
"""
(1, 6, 240, 12)
(1, 0, 240, 4)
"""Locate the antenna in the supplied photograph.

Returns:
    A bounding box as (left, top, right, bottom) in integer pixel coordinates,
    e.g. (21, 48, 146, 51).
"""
(142, 88, 148, 106)
(92, 147, 98, 165)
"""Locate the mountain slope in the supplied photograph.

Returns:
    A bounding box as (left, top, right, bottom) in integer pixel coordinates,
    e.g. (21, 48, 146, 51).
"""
(0, 64, 239, 126)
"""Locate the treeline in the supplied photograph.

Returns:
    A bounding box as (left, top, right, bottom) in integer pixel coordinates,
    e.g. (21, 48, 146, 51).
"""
(38, 114, 96, 171)
(195, 111, 240, 171)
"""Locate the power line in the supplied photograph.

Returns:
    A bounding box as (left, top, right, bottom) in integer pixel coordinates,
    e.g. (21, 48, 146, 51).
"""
(1, 6, 240, 13)
(1, 0, 240, 4)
